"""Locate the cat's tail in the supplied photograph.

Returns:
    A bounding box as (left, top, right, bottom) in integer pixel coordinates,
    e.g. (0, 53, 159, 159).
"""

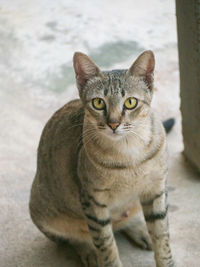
(163, 118, 175, 134)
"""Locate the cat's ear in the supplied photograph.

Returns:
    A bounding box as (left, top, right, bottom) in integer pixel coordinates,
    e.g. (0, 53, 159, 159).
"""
(73, 52, 101, 90)
(128, 50, 155, 89)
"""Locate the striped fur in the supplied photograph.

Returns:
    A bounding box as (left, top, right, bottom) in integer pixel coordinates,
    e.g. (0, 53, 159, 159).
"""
(29, 51, 175, 267)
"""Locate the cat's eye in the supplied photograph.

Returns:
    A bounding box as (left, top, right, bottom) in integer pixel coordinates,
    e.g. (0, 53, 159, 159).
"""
(92, 98, 106, 110)
(124, 97, 138, 110)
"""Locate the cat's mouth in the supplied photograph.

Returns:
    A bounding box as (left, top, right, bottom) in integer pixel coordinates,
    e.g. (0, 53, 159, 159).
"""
(98, 125, 125, 139)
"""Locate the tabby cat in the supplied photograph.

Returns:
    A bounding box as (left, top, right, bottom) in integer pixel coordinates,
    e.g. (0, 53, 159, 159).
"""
(29, 50, 175, 267)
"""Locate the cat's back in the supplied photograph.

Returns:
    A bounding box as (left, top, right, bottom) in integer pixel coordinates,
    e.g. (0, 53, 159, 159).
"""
(37, 98, 85, 183)
(30, 99, 84, 223)
(38, 99, 83, 154)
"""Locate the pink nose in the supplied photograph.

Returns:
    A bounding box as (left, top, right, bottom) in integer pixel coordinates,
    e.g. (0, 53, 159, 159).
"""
(108, 122, 120, 130)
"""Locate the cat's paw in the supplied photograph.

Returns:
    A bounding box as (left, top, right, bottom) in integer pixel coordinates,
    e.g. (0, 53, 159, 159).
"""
(156, 258, 176, 267)
(123, 224, 152, 250)
(74, 243, 99, 267)
(81, 252, 99, 267)
(102, 260, 123, 267)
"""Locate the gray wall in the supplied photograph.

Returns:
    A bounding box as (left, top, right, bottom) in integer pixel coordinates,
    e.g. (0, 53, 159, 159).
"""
(176, 0, 200, 171)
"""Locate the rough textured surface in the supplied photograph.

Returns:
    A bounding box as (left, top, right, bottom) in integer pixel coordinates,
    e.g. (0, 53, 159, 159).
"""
(176, 0, 200, 171)
(1, 112, 200, 267)
(1, 1, 200, 266)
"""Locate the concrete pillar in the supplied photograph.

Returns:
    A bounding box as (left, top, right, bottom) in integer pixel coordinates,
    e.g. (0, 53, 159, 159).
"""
(176, 0, 200, 171)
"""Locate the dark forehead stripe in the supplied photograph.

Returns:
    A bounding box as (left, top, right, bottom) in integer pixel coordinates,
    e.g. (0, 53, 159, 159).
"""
(107, 72, 114, 95)
(104, 69, 126, 96)
(104, 88, 108, 96)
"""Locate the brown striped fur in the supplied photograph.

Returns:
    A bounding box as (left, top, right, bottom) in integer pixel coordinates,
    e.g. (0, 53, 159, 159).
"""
(29, 51, 175, 267)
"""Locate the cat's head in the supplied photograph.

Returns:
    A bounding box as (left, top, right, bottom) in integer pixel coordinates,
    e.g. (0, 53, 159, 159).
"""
(73, 50, 155, 140)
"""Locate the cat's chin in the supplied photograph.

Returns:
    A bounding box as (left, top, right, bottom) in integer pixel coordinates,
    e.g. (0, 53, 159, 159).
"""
(101, 130, 124, 141)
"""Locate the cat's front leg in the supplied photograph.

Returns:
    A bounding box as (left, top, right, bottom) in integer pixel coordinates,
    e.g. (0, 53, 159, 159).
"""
(141, 189, 175, 267)
(81, 190, 123, 267)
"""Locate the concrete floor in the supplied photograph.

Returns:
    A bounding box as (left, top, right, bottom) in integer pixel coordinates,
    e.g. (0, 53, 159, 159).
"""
(1, 108, 200, 267)
(1, 1, 200, 266)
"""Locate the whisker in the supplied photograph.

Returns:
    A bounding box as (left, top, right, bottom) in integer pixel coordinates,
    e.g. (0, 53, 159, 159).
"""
(65, 123, 84, 131)
(83, 132, 99, 147)
(76, 126, 99, 148)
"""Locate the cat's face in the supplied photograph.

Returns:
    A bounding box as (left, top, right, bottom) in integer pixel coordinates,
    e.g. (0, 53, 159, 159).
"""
(73, 51, 155, 140)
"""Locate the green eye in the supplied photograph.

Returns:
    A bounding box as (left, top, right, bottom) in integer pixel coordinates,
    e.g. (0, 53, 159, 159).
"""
(92, 98, 106, 110)
(124, 97, 138, 110)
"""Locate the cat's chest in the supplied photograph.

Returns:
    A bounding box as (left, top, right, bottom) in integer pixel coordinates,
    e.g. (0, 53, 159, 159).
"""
(106, 167, 144, 201)
(80, 143, 161, 204)
(93, 159, 161, 207)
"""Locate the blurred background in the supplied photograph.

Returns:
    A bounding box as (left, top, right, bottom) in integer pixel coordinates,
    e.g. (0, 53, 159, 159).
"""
(0, 0, 199, 266)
